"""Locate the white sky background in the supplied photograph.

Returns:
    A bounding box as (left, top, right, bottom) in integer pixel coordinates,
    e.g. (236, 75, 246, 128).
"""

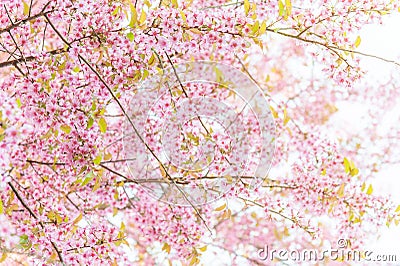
(334, 13, 400, 256)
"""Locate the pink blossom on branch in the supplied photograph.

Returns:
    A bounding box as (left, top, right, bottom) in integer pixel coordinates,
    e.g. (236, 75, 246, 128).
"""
(0, 0, 399, 265)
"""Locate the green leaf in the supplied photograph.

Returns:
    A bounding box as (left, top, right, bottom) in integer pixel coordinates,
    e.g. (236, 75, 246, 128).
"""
(82, 171, 94, 186)
(60, 124, 71, 134)
(93, 153, 102, 165)
(395, 205, 400, 213)
(127, 32, 134, 42)
(19, 234, 29, 245)
(98, 117, 107, 133)
(87, 116, 94, 129)
(111, 6, 119, 16)
(72, 66, 80, 73)
(16, 98, 22, 108)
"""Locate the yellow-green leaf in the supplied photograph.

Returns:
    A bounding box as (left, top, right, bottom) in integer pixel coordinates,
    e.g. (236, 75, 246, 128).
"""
(0, 252, 7, 263)
(180, 10, 187, 24)
(0, 198, 3, 214)
(214, 66, 224, 83)
(129, 3, 138, 28)
(139, 9, 147, 24)
(285, 0, 292, 17)
(366, 184, 373, 195)
(92, 175, 101, 192)
(214, 203, 226, 211)
(337, 183, 345, 198)
(283, 108, 290, 125)
(269, 106, 278, 119)
(395, 205, 400, 213)
(60, 124, 71, 134)
(224, 175, 233, 184)
(354, 36, 361, 48)
(143, 0, 151, 7)
(189, 256, 199, 266)
(47, 211, 56, 220)
(343, 157, 350, 173)
(259, 20, 267, 35)
(198, 246, 207, 252)
(361, 181, 366, 192)
(98, 117, 107, 133)
(278, 0, 284, 17)
(73, 213, 82, 225)
(93, 154, 102, 165)
(23, 1, 29, 16)
(82, 172, 94, 186)
(350, 167, 359, 176)
(244, 0, 250, 15)
(111, 6, 119, 16)
(126, 32, 134, 41)
(171, 0, 178, 8)
(251, 20, 260, 35)
(87, 116, 94, 129)
(16, 98, 22, 108)
(103, 152, 112, 161)
(162, 242, 171, 253)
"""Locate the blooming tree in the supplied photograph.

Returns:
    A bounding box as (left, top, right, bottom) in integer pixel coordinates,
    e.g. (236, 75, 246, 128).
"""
(0, 0, 400, 265)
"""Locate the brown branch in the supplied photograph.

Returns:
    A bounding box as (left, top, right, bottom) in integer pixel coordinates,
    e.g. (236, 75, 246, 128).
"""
(237, 195, 316, 236)
(0, 8, 55, 35)
(26, 159, 66, 166)
(265, 28, 400, 67)
(0, 47, 69, 68)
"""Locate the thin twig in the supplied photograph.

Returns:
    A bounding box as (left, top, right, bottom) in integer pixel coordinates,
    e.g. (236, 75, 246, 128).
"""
(8, 182, 65, 264)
